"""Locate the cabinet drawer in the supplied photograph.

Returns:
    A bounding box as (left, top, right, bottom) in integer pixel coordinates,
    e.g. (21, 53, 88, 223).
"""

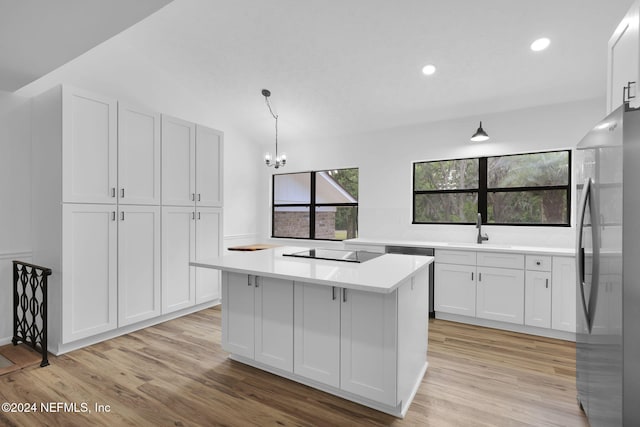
(435, 249, 476, 265)
(477, 252, 524, 269)
(526, 255, 552, 272)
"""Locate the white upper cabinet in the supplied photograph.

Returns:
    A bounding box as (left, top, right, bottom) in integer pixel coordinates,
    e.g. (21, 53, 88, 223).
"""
(62, 87, 117, 204)
(162, 115, 196, 206)
(118, 103, 161, 205)
(607, 0, 640, 113)
(162, 117, 224, 208)
(195, 125, 223, 207)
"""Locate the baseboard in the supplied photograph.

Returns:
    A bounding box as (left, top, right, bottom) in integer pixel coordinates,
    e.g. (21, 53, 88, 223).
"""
(435, 312, 576, 341)
(51, 300, 220, 355)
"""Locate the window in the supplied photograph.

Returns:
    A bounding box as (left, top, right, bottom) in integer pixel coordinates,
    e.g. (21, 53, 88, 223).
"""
(413, 150, 570, 226)
(272, 168, 358, 240)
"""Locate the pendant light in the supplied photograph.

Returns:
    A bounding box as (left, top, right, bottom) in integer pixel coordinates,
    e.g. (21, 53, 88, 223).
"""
(470, 121, 489, 142)
(262, 89, 286, 168)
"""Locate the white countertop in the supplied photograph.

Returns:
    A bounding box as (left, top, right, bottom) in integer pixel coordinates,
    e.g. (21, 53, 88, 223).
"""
(191, 246, 433, 294)
(346, 238, 575, 256)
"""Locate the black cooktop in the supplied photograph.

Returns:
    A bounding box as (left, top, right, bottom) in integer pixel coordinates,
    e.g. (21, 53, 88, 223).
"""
(282, 248, 383, 263)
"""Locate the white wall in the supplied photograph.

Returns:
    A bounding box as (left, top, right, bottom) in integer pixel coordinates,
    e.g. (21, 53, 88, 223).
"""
(0, 91, 32, 342)
(259, 98, 605, 249)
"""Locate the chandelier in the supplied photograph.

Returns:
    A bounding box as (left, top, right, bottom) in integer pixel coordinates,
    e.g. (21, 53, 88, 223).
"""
(262, 89, 286, 168)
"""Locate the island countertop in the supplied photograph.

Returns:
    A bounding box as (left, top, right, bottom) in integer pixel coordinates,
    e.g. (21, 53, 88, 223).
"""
(191, 246, 433, 294)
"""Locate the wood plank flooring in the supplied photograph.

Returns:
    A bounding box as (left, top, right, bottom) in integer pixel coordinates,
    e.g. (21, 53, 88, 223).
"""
(0, 307, 588, 426)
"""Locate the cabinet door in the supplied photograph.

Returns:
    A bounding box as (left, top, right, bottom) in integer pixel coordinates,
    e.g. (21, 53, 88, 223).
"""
(195, 125, 223, 207)
(294, 283, 340, 387)
(551, 257, 577, 332)
(195, 207, 222, 304)
(254, 276, 294, 372)
(62, 204, 117, 342)
(162, 115, 195, 206)
(524, 270, 551, 328)
(118, 206, 161, 326)
(341, 288, 397, 406)
(434, 263, 476, 316)
(476, 267, 525, 324)
(161, 206, 196, 313)
(62, 88, 117, 204)
(222, 272, 255, 358)
(118, 103, 161, 205)
(607, 1, 640, 113)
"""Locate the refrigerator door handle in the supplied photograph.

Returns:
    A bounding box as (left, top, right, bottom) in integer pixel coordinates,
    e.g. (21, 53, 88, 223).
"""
(576, 178, 593, 331)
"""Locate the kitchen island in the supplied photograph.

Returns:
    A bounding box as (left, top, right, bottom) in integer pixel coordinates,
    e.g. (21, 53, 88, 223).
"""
(191, 246, 432, 418)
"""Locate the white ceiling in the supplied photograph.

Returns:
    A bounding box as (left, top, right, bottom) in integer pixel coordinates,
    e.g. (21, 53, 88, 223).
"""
(0, 0, 171, 91)
(7, 0, 636, 143)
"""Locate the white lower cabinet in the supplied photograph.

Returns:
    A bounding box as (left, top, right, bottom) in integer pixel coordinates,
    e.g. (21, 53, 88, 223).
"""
(340, 287, 398, 406)
(254, 276, 294, 371)
(476, 267, 525, 324)
(293, 283, 400, 405)
(222, 272, 294, 372)
(293, 283, 341, 387)
(224, 272, 430, 411)
(162, 207, 196, 313)
(162, 206, 222, 314)
(524, 270, 552, 328)
(434, 263, 476, 316)
(117, 205, 161, 326)
(194, 207, 222, 304)
(62, 204, 118, 343)
(435, 249, 577, 338)
(552, 256, 577, 332)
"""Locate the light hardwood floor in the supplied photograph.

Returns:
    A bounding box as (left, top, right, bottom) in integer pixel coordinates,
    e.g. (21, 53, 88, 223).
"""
(0, 307, 588, 426)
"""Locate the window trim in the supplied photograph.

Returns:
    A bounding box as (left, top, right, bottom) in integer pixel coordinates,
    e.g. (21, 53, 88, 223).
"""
(412, 150, 571, 226)
(271, 168, 359, 241)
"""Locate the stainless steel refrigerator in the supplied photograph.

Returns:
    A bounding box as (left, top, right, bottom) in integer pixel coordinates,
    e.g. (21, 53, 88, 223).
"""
(576, 104, 640, 426)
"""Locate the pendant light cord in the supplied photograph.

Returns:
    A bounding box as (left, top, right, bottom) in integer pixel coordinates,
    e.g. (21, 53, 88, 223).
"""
(264, 96, 279, 156)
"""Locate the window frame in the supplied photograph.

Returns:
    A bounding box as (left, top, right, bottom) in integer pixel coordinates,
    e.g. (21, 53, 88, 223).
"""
(271, 168, 359, 240)
(412, 150, 571, 226)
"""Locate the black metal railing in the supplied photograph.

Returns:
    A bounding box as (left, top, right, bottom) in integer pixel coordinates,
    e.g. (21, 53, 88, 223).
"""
(12, 261, 51, 367)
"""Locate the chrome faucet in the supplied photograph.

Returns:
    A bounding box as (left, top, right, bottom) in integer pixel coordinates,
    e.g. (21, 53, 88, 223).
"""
(476, 213, 489, 244)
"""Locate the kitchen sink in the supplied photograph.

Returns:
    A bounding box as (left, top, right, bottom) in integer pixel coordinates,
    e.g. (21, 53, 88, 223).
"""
(445, 242, 513, 249)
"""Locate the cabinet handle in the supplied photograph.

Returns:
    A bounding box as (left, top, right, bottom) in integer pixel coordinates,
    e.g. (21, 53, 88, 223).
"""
(624, 81, 637, 103)
(332, 286, 336, 300)
(536, 261, 541, 266)
(255, 277, 259, 288)
(471, 272, 474, 281)
(546, 278, 549, 289)
(248, 276, 252, 286)
(120, 211, 125, 221)
(191, 193, 195, 201)
(192, 212, 195, 220)
(121, 188, 125, 198)
(479, 273, 482, 282)
(198, 193, 201, 202)
(111, 211, 116, 221)
(111, 187, 116, 198)
(198, 212, 201, 220)
(343, 288, 347, 303)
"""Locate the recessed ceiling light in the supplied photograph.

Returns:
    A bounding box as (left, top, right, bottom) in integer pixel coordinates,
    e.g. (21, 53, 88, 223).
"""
(422, 64, 437, 76)
(530, 37, 551, 52)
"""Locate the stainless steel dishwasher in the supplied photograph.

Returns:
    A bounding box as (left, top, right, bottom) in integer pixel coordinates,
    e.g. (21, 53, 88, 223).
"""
(385, 245, 435, 318)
